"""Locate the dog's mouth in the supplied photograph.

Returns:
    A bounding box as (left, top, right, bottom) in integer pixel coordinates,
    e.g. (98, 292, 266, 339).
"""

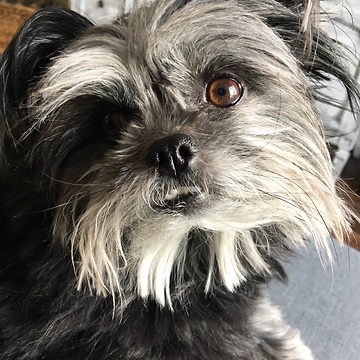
(157, 186, 203, 212)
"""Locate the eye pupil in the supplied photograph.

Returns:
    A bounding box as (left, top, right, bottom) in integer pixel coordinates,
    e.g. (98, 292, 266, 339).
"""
(217, 87, 226, 96)
(207, 77, 243, 107)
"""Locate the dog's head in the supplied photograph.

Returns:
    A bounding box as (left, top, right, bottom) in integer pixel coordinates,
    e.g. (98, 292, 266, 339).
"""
(0, 0, 358, 308)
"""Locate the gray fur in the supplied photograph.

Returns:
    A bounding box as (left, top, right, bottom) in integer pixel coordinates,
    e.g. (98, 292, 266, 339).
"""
(31, 0, 352, 306)
(0, 1, 358, 359)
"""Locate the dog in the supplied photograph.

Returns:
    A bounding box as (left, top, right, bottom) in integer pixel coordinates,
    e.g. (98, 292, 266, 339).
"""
(0, 0, 359, 359)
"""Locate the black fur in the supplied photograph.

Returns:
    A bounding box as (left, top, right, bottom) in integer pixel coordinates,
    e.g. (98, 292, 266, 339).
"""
(0, 205, 282, 359)
(0, 243, 273, 359)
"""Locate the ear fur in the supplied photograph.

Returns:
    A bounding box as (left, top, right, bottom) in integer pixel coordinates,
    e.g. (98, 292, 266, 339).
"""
(0, 8, 93, 164)
(273, 0, 359, 113)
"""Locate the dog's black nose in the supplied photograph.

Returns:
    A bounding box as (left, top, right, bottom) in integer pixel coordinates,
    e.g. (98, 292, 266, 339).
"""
(145, 134, 196, 179)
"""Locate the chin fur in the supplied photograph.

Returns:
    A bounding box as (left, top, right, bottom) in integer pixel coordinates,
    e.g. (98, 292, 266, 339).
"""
(0, 1, 358, 359)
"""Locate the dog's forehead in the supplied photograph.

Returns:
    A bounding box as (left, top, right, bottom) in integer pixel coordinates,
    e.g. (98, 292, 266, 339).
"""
(36, 0, 303, 121)
(60, 1, 296, 94)
(73, 1, 287, 69)
(124, 1, 283, 63)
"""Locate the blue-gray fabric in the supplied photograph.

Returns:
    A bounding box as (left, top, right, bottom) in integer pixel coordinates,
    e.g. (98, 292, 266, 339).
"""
(270, 244, 360, 360)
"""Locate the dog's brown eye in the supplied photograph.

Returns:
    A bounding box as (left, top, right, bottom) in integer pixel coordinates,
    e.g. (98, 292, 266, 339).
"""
(207, 77, 243, 107)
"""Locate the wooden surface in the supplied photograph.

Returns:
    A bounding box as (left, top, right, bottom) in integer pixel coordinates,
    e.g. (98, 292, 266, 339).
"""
(348, 223, 360, 251)
(341, 188, 360, 251)
(341, 155, 360, 251)
(0, 3, 35, 54)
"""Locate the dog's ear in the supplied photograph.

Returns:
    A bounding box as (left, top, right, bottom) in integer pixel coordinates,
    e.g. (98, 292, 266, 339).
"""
(0, 8, 93, 162)
(274, 0, 359, 112)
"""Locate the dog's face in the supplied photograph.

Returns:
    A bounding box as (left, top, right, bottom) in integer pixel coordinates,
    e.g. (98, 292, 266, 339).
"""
(0, 0, 358, 308)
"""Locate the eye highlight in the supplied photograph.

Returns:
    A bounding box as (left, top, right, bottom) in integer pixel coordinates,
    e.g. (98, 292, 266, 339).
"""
(206, 77, 243, 107)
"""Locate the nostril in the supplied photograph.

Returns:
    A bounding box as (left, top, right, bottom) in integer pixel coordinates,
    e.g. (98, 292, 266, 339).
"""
(178, 143, 194, 160)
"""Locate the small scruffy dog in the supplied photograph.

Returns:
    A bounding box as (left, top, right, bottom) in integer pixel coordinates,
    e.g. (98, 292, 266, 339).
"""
(0, 0, 359, 359)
